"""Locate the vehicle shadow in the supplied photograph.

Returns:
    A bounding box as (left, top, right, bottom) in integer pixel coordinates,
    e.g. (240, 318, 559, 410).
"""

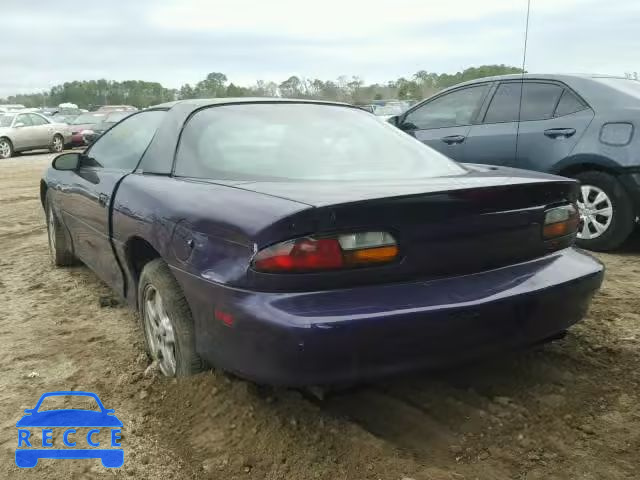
(613, 229, 640, 254)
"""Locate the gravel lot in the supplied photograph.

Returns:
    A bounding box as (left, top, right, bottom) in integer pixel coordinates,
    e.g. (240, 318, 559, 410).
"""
(1, 152, 639, 480)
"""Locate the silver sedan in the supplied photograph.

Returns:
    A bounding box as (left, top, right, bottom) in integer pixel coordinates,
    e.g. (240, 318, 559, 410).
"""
(0, 112, 72, 159)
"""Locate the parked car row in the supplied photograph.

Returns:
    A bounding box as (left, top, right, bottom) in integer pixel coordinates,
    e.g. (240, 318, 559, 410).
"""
(43, 97, 604, 385)
(0, 112, 70, 158)
(0, 104, 137, 157)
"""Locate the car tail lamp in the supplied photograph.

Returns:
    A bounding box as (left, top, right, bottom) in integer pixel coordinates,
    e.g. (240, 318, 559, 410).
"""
(252, 231, 398, 273)
(543, 204, 579, 240)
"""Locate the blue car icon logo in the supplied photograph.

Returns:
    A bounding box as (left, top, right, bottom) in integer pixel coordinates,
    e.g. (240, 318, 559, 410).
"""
(15, 391, 123, 468)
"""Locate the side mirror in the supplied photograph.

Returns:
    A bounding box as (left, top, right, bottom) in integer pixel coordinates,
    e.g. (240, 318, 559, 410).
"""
(14, 122, 25, 128)
(52, 152, 81, 171)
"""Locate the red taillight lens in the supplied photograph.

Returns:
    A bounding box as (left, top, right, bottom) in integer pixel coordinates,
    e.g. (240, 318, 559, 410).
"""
(253, 232, 398, 273)
(253, 237, 344, 272)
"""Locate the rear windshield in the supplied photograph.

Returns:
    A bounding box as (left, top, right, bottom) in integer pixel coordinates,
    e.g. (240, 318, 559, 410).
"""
(594, 78, 640, 98)
(175, 103, 465, 181)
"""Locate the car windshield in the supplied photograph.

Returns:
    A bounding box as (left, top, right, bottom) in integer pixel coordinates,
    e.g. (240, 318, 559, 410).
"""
(372, 104, 405, 116)
(594, 77, 640, 98)
(72, 113, 106, 125)
(176, 103, 466, 181)
(0, 115, 14, 127)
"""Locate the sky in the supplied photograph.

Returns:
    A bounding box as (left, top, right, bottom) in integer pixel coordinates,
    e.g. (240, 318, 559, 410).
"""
(2, 0, 639, 98)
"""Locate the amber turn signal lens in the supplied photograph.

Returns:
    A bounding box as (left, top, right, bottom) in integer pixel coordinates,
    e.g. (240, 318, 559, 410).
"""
(344, 245, 399, 265)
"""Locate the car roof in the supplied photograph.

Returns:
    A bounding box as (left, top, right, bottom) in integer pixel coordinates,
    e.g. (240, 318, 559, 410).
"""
(428, 73, 639, 111)
(139, 98, 357, 175)
(449, 72, 625, 87)
(151, 97, 351, 110)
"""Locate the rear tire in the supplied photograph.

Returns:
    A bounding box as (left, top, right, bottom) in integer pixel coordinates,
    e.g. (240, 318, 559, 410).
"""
(46, 194, 76, 266)
(573, 170, 634, 251)
(138, 258, 204, 377)
(49, 134, 64, 153)
(0, 137, 13, 159)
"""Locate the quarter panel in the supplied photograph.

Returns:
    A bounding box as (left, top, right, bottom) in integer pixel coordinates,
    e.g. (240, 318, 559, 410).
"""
(566, 112, 640, 169)
(111, 174, 311, 298)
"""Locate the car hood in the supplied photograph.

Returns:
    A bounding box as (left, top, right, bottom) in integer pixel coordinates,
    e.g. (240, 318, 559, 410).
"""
(230, 165, 573, 207)
(16, 410, 123, 427)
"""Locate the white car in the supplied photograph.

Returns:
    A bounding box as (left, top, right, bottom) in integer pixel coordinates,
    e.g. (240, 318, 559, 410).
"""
(0, 112, 71, 159)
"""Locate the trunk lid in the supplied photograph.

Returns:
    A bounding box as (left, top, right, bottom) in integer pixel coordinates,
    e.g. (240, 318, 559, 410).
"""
(246, 166, 579, 291)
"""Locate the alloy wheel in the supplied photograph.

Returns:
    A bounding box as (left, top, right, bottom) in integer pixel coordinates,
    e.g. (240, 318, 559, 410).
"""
(0, 139, 11, 158)
(143, 284, 177, 376)
(577, 184, 613, 240)
(52, 136, 63, 153)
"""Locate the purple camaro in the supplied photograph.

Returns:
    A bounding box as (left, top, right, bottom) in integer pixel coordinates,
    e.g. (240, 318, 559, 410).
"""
(42, 99, 604, 386)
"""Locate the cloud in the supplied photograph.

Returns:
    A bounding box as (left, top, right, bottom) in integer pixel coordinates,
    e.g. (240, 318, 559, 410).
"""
(0, 0, 638, 98)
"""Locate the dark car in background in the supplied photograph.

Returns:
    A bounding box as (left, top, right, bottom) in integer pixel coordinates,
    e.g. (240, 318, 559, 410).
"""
(41, 99, 603, 386)
(68, 112, 107, 147)
(82, 111, 132, 144)
(390, 74, 640, 251)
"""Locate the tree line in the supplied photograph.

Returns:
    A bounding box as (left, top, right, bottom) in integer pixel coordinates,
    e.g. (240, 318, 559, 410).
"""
(1, 64, 523, 109)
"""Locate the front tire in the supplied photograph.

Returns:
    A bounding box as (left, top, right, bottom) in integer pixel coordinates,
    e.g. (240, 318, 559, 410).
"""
(0, 137, 13, 159)
(46, 194, 76, 266)
(573, 170, 634, 251)
(138, 258, 203, 377)
(50, 134, 64, 153)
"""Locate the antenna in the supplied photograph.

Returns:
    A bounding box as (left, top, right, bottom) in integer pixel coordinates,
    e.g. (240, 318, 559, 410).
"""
(515, 0, 532, 163)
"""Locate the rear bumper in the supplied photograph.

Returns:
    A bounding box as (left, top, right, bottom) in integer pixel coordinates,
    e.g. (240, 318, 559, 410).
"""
(172, 248, 603, 386)
(70, 133, 89, 146)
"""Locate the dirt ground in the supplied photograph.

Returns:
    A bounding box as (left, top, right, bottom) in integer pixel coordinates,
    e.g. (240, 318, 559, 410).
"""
(1, 152, 639, 480)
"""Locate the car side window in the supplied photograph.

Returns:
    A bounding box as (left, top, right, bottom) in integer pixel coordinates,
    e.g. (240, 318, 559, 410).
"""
(29, 114, 48, 126)
(554, 89, 587, 117)
(484, 82, 563, 123)
(83, 110, 165, 170)
(403, 85, 488, 130)
(15, 114, 33, 127)
(520, 83, 563, 121)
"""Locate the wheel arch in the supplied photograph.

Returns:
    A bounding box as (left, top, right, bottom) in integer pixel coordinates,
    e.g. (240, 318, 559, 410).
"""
(552, 154, 622, 178)
(123, 236, 162, 307)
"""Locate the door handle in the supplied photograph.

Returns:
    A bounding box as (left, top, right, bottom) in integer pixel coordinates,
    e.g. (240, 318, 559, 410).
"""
(98, 193, 109, 207)
(441, 135, 466, 145)
(544, 128, 576, 139)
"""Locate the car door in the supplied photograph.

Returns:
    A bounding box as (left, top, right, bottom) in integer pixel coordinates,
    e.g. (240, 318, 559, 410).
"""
(11, 113, 35, 149)
(28, 113, 53, 147)
(462, 81, 527, 166)
(398, 84, 491, 161)
(58, 110, 166, 292)
(515, 85, 594, 172)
